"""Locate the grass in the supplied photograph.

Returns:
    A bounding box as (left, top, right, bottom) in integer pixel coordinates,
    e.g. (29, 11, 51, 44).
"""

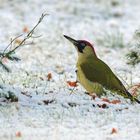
(126, 29, 140, 66)
(97, 30, 125, 48)
(126, 48, 140, 66)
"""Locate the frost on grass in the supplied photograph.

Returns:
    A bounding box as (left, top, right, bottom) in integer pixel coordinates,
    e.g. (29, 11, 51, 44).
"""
(0, 13, 47, 102)
(0, 1, 140, 140)
(97, 30, 125, 48)
(0, 13, 47, 72)
(0, 85, 18, 102)
(126, 29, 140, 66)
(125, 29, 140, 97)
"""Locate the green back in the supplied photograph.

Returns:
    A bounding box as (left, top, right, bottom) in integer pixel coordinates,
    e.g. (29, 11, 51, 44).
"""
(77, 57, 127, 93)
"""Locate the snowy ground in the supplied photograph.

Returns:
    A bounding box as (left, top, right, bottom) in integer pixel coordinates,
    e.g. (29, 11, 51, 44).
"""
(0, 0, 140, 140)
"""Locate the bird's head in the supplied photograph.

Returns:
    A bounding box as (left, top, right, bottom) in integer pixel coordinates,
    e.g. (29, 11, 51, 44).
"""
(64, 35, 97, 58)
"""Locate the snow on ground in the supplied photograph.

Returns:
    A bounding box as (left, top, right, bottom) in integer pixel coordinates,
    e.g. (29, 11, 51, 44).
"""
(0, 0, 140, 140)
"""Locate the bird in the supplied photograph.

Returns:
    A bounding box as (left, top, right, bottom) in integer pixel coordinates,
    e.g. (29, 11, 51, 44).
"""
(64, 35, 140, 104)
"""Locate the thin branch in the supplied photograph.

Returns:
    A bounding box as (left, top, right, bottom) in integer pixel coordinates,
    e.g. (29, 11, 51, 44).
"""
(2, 34, 23, 55)
(6, 13, 47, 55)
(0, 13, 47, 72)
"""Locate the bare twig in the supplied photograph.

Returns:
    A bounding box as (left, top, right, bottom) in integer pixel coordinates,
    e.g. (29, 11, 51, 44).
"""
(0, 13, 47, 72)
(4, 13, 47, 56)
(2, 34, 23, 55)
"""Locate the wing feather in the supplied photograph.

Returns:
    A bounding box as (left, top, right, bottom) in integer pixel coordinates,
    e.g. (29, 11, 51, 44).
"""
(79, 58, 126, 92)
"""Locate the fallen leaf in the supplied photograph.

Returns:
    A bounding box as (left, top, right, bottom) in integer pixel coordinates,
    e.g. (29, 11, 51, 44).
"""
(111, 128, 117, 134)
(111, 100, 121, 104)
(16, 131, 22, 137)
(47, 73, 52, 81)
(129, 83, 140, 97)
(23, 26, 29, 33)
(91, 95, 96, 100)
(67, 81, 77, 87)
(102, 98, 110, 103)
(102, 98, 121, 104)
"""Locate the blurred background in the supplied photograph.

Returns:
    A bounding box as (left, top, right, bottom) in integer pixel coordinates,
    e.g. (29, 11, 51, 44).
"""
(0, 0, 139, 84)
(0, 0, 140, 72)
(0, 0, 140, 139)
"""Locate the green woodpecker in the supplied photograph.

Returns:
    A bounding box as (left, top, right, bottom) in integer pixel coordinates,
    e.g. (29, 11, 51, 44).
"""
(64, 35, 140, 104)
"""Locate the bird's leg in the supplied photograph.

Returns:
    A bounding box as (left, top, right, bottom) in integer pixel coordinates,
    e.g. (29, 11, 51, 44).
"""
(68, 70, 79, 95)
(75, 69, 79, 82)
(69, 77, 78, 95)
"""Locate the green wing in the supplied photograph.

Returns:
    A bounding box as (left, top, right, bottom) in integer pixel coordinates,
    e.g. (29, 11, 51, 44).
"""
(79, 58, 126, 93)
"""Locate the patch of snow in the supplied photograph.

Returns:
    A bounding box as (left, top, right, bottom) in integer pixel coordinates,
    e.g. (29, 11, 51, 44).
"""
(0, 0, 140, 140)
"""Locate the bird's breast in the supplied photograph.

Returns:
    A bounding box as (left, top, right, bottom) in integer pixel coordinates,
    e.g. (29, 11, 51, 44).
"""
(76, 65, 103, 94)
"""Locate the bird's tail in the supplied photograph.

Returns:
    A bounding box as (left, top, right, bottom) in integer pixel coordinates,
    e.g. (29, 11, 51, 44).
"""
(126, 91, 140, 104)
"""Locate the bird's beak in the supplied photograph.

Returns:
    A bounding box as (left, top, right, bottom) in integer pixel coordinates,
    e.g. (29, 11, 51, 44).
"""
(64, 35, 79, 46)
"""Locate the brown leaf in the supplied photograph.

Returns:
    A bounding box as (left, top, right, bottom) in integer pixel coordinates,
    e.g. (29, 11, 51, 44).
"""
(47, 73, 52, 81)
(23, 26, 29, 33)
(111, 100, 121, 104)
(67, 81, 78, 87)
(15, 131, 22, 137)
(91, 95, 96, 100)
(102, 98, 121, 104)
(129, 83, 140, 97)
(111, 128, 117, 134)
(102, 98, 110, 103)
